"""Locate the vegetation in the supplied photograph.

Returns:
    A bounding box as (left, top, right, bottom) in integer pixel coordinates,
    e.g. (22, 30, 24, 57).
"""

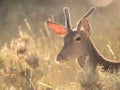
(0, 18, 119, 90)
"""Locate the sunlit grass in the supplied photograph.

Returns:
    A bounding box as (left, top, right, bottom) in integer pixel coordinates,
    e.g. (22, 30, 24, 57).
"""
(0, 18, 120, 90)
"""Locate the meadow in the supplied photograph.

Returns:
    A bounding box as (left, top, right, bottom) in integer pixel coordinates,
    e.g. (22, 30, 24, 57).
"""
(0, 0, 120, 90)
(0, 17, 119, 90)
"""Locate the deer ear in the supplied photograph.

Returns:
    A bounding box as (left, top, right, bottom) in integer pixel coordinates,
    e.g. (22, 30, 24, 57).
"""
(47, 21, 68, 37)
(81, 17, 92, 37)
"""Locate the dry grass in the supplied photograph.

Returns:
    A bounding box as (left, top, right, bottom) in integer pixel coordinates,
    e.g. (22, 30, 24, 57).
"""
(0, 19, 120, 90)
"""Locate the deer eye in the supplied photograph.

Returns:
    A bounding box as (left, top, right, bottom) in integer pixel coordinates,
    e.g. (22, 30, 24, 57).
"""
(75, 37, 81, 41)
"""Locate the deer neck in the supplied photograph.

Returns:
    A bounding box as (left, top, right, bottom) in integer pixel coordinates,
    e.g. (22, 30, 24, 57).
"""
(78, 38, 104, 67)
(86, 38, 104, 66)
(77, 38, 104, 69)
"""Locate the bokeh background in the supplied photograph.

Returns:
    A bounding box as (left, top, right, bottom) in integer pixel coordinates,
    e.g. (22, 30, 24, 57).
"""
(0, 0, 120, 45)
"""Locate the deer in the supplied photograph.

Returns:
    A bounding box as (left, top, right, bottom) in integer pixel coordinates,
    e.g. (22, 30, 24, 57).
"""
(47, 7, 120, 73)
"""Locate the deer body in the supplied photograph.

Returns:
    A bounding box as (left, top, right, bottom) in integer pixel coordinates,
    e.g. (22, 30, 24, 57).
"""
(47, 7, 120, 72)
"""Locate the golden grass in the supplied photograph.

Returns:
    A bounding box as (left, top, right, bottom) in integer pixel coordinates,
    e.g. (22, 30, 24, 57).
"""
(0, 19, 120, 90)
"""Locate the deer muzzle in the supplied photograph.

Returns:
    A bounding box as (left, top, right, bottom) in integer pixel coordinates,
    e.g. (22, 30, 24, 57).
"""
(57, 53, 69, 62)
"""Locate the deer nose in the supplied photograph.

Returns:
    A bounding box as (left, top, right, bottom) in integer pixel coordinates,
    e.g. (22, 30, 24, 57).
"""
(57, 54, 64, 61)
(57, 53, 69, 62)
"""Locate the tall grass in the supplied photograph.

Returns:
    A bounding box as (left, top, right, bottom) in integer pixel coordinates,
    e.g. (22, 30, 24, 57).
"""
(0, 18, 120, 90)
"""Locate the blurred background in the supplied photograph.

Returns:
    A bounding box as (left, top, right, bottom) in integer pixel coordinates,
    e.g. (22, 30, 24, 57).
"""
(0, 0, 120, 45)
(0, 0, 120, 90)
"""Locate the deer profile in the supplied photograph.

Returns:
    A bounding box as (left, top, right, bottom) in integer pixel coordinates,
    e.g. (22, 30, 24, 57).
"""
(47, 7, 120, 72)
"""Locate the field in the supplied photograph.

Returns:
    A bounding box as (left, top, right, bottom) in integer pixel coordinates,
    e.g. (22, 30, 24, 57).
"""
(0, 0, 120, 90)
(0, 19, 119, 90)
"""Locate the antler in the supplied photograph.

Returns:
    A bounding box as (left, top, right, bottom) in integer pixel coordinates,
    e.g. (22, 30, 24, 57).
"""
(63, 7, 72, 31)
(77, 6, 96, 30)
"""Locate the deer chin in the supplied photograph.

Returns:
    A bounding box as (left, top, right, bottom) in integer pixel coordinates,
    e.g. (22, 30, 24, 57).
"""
(55, 59, 68, 66)
(56, 60, 66, 63)
(57, 58, 69, 63)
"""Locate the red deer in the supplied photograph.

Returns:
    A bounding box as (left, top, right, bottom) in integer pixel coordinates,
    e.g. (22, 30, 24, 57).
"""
(47, 7, 120, 72)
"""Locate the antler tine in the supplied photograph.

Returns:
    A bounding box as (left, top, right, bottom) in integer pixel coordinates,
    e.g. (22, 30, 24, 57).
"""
(84, 6, 96, 19)
(77, 6, 96, 29)
(63, 7, 72, 31)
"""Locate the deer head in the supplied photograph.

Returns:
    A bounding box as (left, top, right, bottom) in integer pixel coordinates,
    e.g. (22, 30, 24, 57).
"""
(47, 7, 96, 62)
